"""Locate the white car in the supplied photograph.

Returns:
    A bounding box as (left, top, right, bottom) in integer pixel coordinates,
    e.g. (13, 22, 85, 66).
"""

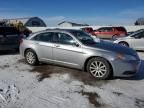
(114, 29, 144, 51)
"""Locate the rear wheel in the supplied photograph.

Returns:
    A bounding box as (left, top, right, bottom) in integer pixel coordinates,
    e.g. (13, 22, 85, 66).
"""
(25, 49, 39, 65)
(86, 57, 112, 80)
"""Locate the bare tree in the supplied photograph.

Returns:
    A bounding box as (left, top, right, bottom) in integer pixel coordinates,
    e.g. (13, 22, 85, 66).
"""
(135, 17, 144, 25)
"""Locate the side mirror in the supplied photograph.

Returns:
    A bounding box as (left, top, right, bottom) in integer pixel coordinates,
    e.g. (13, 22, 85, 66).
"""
(70, 40, 80, 47)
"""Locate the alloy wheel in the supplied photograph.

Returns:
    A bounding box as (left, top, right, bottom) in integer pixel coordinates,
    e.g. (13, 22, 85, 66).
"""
(89, 61, 107, 78)
(26, 51, 36, 64)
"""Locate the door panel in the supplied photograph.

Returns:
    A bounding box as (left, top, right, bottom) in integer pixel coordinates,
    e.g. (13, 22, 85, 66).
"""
(131, 31, 144, 50)
(52, 32, 83, 68)
(53, 44, 83, 67)
(131, 38, 144, 50)
(36, 42, 53, 60)
(97, 27, 113, 39)
(31, 32, 53, 61)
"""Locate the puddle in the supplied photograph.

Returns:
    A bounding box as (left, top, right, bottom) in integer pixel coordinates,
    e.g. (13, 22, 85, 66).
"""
(30, 64, 109, 86)
(18, 59, 109, 86)
(78, 90, 103, 108)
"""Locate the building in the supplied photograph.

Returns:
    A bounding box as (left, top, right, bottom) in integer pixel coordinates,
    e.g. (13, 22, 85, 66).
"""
(3, 17, 47, 27)
(58, 21, 89, 27)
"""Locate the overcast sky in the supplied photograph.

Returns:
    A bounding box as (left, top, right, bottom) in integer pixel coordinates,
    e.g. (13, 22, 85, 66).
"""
(0, 0, 144, 26)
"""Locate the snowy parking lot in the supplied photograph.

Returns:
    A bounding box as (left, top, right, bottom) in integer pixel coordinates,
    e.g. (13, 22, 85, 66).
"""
(0, 51, 144, 108)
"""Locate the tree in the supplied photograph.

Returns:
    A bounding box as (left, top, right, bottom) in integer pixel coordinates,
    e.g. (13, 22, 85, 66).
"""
(135, 17, 144, 25)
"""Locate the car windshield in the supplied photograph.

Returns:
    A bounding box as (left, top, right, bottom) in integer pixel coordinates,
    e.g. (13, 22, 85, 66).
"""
(130, 29, 144, 37)
(70, 31, 96, 45)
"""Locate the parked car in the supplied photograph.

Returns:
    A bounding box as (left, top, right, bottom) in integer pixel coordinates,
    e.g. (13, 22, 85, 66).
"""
(20, 29, 140, 80)
(127, 31, 134, 35)
(0, 26, 23, 51)
(81, 27, 93, 34)
(92, 27, 127, 39)
(114, 29, 144, 51)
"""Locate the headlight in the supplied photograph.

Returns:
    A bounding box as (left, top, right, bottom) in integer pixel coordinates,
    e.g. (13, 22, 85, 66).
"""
(116, 53, 137, 61)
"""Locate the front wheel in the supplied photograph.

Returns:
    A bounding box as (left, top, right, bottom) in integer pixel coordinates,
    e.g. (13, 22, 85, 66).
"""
(25, 49, 39, 65)
(87, 57, 112, 80)
(119, 42, 129, 47)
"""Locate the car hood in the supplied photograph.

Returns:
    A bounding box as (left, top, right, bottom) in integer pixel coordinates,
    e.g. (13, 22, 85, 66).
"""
(88, 40, 136, 56)
(115, 36, 131, 40)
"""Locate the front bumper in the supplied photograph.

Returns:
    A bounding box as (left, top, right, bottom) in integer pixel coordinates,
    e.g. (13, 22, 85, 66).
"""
(111, 59, 141, 77)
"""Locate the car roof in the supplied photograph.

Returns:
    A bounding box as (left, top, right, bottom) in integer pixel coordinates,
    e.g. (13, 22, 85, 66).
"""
(36, 28, 82, 34)
(98, 26, 125, 29)
(46, 28, 81, 31)
(27, 29, 84, 41)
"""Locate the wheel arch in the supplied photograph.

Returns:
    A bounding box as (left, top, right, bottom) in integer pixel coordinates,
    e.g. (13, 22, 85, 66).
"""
(84, 56, 113, 76)
(24, 48, 39, 65)
(24, 48, 37, 57)
(118, 41, 129, 47)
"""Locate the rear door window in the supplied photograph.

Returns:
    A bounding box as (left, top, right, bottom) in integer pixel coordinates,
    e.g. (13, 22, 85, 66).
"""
(98, 27, 112, 32)
(98, 28, 105, 32)
(105, 28, 113, 32)
(32, 32, 53, 43)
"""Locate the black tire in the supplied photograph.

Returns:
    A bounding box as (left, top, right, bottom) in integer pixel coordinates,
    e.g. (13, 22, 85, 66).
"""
(25, 49, 39, 65)
(119, 42, 129, 47)
(86, 57, 112, 80)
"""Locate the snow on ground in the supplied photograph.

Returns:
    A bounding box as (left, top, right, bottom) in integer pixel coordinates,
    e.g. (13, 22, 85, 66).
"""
(0, 52, 144, 108)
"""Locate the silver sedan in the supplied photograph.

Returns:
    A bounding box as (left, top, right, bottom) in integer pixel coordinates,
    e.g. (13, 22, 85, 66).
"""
(20, 29, 141, 80)
(114, 29, 144, 51)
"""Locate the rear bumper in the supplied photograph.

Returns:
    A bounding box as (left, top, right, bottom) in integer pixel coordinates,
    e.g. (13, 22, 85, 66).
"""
(111, 59, 141, 77)
(0, 44, 19, 50)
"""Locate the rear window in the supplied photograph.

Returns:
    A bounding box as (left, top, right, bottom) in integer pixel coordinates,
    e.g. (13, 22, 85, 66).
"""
(0, 27, 19, 35)
(116, 27, 127, 32)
